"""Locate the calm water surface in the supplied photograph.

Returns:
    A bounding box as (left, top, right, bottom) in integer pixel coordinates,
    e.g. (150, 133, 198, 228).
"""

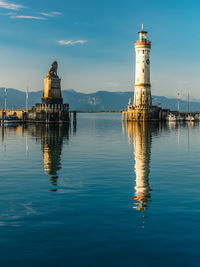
(0, 113, 200, 266)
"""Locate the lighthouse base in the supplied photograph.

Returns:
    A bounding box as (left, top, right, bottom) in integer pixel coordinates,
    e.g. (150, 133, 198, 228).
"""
(122, 105, 166, 121)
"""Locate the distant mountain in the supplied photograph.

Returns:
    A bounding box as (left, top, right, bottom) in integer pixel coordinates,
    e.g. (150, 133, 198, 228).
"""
(0, 87, 200, 111)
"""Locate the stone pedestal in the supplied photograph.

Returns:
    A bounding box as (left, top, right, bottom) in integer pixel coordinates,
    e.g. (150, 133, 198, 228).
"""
(42, 76, 63, 105)
(124, 105, 161, 121)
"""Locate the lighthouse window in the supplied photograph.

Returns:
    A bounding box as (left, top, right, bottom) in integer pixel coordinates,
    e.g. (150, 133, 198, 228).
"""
(143, 69, 144, 73)
(143, 50, 144, 54)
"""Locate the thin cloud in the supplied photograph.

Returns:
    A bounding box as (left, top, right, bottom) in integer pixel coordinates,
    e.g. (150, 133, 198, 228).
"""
(0, 0, 25, 10)
(58, 40, 88, 46)
(40, 11, 62, 17)
(52, 11, 62, 15)
(4, 11, 16, 15)
(105, 82, 120, 88)
(10, 15, 47, 20)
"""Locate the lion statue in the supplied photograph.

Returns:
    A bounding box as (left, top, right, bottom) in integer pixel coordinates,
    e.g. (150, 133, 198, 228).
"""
(48, 61, 58, 78)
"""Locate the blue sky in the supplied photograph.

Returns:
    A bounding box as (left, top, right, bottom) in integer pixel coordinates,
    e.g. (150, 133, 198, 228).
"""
(0, 0, 200, 98)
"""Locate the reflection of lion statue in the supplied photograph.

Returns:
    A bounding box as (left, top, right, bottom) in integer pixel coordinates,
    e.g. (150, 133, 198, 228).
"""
(48, 61, 58, 78)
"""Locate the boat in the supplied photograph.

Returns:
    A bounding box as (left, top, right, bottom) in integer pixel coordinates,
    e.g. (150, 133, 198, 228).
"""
(195, 114, 200, 121)
(1, 115, 22, 125)
(185, 115, 195, 121)
(184, 92, 195, 121)
(167, 113, 176, 122)
(176, 115, 184, 121)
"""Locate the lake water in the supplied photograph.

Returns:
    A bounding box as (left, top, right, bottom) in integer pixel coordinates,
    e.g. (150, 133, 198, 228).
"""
(0, 113, 200, 267)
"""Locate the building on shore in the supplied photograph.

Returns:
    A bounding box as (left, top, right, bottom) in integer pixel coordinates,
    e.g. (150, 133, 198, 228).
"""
(27, 61, 70, 123)
(123, 25, 167, 121)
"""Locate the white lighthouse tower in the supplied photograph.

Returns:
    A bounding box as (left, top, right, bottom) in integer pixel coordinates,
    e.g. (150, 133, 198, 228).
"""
(133, 24, 152, 108)
(122, 25, 161, 121)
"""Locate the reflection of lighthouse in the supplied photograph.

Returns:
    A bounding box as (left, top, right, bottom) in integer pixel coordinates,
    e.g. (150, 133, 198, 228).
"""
(126, 122, 158, 211)
(133, 123, 151, 211)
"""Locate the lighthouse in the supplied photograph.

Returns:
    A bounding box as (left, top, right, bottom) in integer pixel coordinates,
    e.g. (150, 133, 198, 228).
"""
(123, 25, 161, 121)
(133, 24, 152, 108)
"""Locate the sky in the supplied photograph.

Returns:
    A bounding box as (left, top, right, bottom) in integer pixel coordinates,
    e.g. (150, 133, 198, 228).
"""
(0, 0, 200, 99)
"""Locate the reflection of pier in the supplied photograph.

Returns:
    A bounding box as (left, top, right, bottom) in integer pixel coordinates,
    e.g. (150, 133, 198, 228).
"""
(0, 124, 73, 191)
(126, 122, 159, 212)
(27, 124, 70, 190)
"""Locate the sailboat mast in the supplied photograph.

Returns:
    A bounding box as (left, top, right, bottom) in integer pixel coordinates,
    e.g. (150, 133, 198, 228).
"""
(26, 87, 29, 110)
(188, 93, 190, 114)
(4, 88, 7, 110)
(177, 92, 180, 113)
